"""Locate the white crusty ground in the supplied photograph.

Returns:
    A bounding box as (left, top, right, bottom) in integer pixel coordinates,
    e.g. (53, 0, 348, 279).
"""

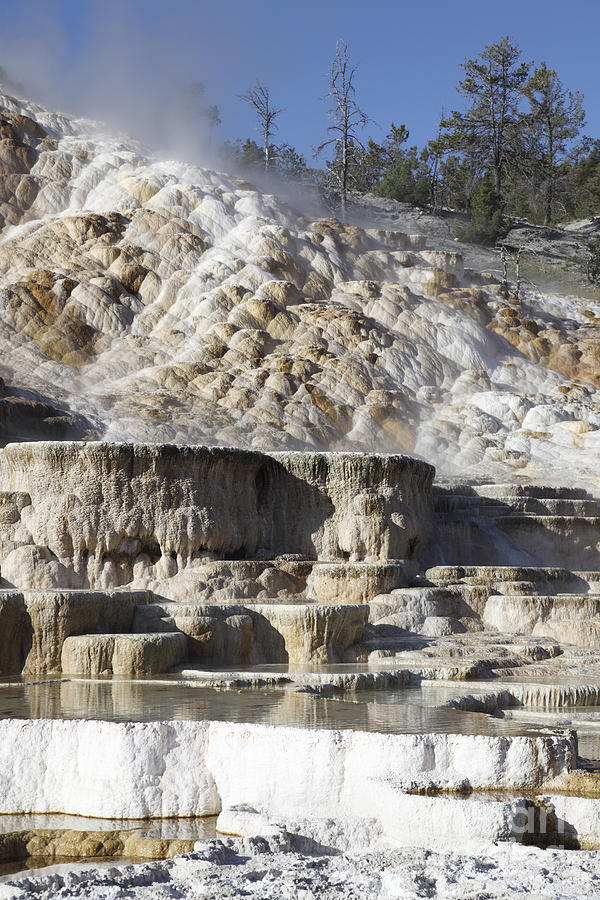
(3, 837, 600, 899)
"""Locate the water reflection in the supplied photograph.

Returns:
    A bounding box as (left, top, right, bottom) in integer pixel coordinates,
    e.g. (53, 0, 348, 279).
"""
(0, 812, 218, 879)
(0, 812, 217, 841)
(0, 678, 537, 737)
(0, 857, 166, 879)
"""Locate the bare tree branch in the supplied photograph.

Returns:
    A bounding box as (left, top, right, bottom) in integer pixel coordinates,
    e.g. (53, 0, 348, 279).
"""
(240, 80, 285, 171)
(318, 39, 371, 216)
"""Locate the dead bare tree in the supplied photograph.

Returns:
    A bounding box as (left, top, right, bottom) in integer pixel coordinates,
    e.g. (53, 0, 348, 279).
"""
(318, 39, 370, 219)
(496, 242, 538, 301)
(497, 242, 509, 295)
(515, 246, 524, 300)
(240, 81, 284, 171)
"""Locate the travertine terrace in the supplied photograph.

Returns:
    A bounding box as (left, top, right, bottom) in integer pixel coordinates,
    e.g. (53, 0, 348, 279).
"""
(2, 93, 600, 897)
(3, 438, 600, 884)
(0, 442, 432, 671)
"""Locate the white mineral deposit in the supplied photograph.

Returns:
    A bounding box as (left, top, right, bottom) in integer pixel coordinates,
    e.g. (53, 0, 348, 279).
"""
(1, 11, 600, 895)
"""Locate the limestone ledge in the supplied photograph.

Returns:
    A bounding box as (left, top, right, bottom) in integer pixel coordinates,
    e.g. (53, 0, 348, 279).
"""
(483, 594, 600, 646)
(173, 667, 414, 692)
(0, 589, 148, 674)
(0, 442, 434, 593)
(0, 719, 576, 852)
(134, 602, 368, 666)
(432, 485, 600, 569)
(0, 589, 369, 673)
(141, 559, 413, 606)
(60, 632, 187, 676)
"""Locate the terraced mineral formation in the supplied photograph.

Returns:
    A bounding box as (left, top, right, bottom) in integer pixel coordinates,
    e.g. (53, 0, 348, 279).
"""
(2, 441, 600, 673)
(0, 441, 432, 671)
(3, 92, 600, 897)
(0, 718, 577, 844)
(0, 442, 433, 578)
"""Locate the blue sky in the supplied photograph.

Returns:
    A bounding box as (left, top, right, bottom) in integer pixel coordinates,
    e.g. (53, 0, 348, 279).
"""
(0, 0, 598, 162)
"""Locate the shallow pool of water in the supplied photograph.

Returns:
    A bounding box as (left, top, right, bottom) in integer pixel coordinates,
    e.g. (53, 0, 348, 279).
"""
(0, 812, 218, 841)
(0, 857, 139, 879)
(0, 677, 542, 737)
(0, 813, 218, 879)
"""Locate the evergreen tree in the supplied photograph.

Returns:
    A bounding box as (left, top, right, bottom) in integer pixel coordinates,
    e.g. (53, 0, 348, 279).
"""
(443, 37, 531, 205)
(375, 145, 430, 206)
(276, 145, 311, 181)
(352, 124, 410, 194)
(351, 137, 393, 192)
(587, 235, 600, 284)
(456, 172, 508, 245)
(222, 138, 266, 171)
(572, 140, 600, 218)
(438, 154, 481, 213)
(524, 63, 585, 224)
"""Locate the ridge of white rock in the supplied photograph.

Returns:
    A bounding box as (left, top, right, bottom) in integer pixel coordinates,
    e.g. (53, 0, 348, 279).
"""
(0, 718, 577, 852)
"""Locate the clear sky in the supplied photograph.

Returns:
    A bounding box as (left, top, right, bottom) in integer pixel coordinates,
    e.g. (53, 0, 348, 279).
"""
(0, 0, 598, 163)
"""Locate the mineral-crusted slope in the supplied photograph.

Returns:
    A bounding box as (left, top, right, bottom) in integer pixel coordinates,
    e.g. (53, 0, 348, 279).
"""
(0, 94, 599, 485)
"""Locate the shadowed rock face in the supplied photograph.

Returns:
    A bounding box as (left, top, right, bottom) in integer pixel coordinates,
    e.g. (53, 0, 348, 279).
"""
(0, 589, 148, 674)
(0, 379, 95, 446)
(0, 442, 434, 592)
(431, 483, 600, 569)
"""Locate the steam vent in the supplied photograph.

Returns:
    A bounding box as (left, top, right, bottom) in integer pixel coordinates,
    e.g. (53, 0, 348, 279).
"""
(2, 89, 600, 897)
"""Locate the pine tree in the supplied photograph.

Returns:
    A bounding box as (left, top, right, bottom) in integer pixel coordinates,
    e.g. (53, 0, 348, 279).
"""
(456, 172, 508, 245)
(352, 124, 409, 194)
(276, 145, 310, 181)
(443, 37, 531, 206)
(375, 144, 430, 206)
(524, 63, 585, 224)
(573, 141, 600, 217)
(587, 235, 600, 284)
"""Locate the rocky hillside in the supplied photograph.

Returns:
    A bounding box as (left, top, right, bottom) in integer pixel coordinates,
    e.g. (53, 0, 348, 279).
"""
(0, 92, 599, 487)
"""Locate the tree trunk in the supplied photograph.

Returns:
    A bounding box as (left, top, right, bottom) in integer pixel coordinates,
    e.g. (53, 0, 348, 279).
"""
(492, 163, 501, 200)
(544, 182, 552, 226)
(341, 131, 348, 221)
(264, 128, 269, 172)
(544, 129, 554, 226)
